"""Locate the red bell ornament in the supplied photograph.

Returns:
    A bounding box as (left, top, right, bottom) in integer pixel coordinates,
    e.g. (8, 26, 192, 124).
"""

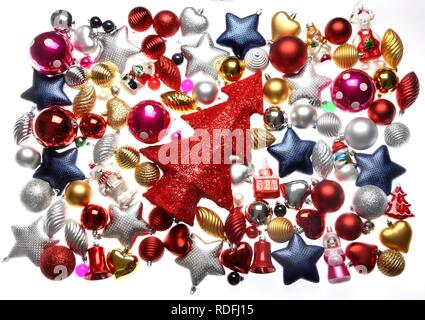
(311, 179, 345, 213)
(250, 237, 276, 274)
(84, 245, 112, 280)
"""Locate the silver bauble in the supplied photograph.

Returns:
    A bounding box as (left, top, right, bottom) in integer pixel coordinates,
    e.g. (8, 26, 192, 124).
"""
(384, 122, 411, 148)
(344, 117, 378, 150)
(352, 185, 387, 220)
(290, 104, 317, 129)
(73, 25, 101, 55)
(312, 140, 333, 179)
(180, 7, 209, 36)
(246, 201, 272, 226)
(20, 179, 54, 212)
(51, 10, 73, 32)
(316, 112, 342, 137)
(65, 65, 89, 89)
(192, 80, 218, 105)
(93, 133, 119, 164)
(65, 219, 88, 260)
(15, 146, 41, 169)
(335, 164, 359, 181)
(44, 199, 67, 238)
(244, 47, 269, 72)
(281, 180, 310, 210)
(264, 106, 288, 131)
(13, 110, 34, 145)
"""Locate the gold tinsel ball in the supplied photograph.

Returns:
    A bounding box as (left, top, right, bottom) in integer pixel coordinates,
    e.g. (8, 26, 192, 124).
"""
(90, 61, 118, 88)
(263, 76, 290, 104)
(333, 44, 359, 69)
(218, 56, 245, 82)
(196, 207, 226, 240)
(115, 146, 140, 169)
(377, 249, 405, 277)
(64, 180, 93, 207)
(134, 162, 160, 187)
(267, 217, 295, 243)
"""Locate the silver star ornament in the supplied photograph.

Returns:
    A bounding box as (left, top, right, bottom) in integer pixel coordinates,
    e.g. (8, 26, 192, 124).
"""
(97, 26, 140, 72)
(181, 32, 229, 79)
(285, 58, 332, 106)
(4, 217, 58, 266)
(175, 234, 225, 294)
(102, 202, 152, 249)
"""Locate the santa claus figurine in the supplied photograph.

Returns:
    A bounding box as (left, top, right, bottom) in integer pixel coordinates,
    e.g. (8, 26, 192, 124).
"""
(323, 227, 351, 284)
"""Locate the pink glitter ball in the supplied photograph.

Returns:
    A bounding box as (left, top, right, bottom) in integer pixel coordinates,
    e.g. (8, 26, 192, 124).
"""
(180, 79, 194, 93)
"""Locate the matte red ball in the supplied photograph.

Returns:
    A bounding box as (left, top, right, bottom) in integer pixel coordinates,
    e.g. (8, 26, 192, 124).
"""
(325, 17, 352, 45)
(311, 179, 345, 213)
(245, 225, 259, 239)
(79, 113, 107, 139)
(141, 34, 166, 59)
(269, 36, 308, 75)
(34, 106, 78, 148)
(163, 224, 191, 256)
(81, 204, 109, 231)
(148, 77, 161, 90)
(40, 245, 76, 280)
(368, 99, 396, 125)
(139, 236, 165, 264)
(153, 10, 179, 38)
(128, 7, 153, 32)
(335, 212, 363, 241)
(149, 206, 174, 231)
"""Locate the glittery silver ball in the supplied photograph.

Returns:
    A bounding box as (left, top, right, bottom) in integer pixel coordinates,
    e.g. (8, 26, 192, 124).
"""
(192, 80, 218, 105)
(352, 185, 387, 220)
(244, 47, 269, 72)
(344, 117, 378, 150)
(51, 10, 73, 32)
(384, 122, 411, 148)
(264, 106, 288, 131)
(20, 179, 54, 212)
(290, 104, 317, 129)
(15, 146, 41, 169)
(316, 112, 342, 137)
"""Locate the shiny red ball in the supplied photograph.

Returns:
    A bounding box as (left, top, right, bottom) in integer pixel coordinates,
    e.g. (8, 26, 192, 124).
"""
(147, 77, 161, 90)
(81, 204, 109, 231)
(335, 212, 363, 241)
(325, 17, 352, 45)
(139, 236, 165, 264)
(163, 224, 191, 256)
(34, 106, 78, 148)
(245, 225, 259, 239)
(79, 113, 107, 139)
(149, 206, 174, 231)
(40, 245, 76, 280)
(311, 179, 345, 213)
(269, 36, 307, 75)
(368, 99, 396, 125)
(141, 34, 166, 59)
(128, 7, 153, 32)
(153, 10, 179, 38)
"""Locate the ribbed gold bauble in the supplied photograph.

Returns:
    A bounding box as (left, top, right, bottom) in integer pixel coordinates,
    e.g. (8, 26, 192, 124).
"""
(381, 28, 404, 69)
(377, 249, 405, 277)
(196, 207, 226, 240)
(267, 217, 295, 243)
(72, 85, 96, 118)
(90, 61, 118, 88)
(115, 146, 140, 169)
(134, 162, 160, 187)
(250, 128, 276, 150)
(160, 91, 198, 113)
(333, 44, 359, 69)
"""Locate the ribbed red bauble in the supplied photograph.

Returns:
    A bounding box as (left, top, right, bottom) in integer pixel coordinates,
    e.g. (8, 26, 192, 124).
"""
(141, 34, 166, 59)
(79, 113, 107, 139)
(311, 179, 345, 213)
(153, 10, 179, 38)
(81, 204, 109, 231)
(128, 7, 153, 32)
(224, 207, 247, 244)
(269, 36, 307, 75)
(163, 224, 191, 256)
(368, 99, 396, 125)
(335, 212, 363, 241)
(325, 17, 352, 45)
(149, 206, 174, 231)
(40, 245, 76, 280)
(139, 236, 165, 265)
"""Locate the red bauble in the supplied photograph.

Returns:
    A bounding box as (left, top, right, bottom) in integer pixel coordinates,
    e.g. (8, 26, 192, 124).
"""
(245, 225, 259, 239)
(396, 72, 420, 113)
(295, 209, 325, 240)
(34, 106, 78, 148)
(81, 204, 108, 231)
(345, 242, 378, 274)
(138, 236, 165, 264)
(149, 206, 174, 231)
(154, 56, 181, 90)
(368, 99, 396, 125)
(224, 207, 247, 244)
(311, 179, 345, 213)
(128, 7, 153, 32)
(335, 212, 364, 241)
(220, 242, 253, 274)
(269, 36, 307, 74)
(153, 10, 179, 38)
(325, 17, 352, 45)
(148, 77, 161, 90)
(40, 245, 76, 280)
(79, 113, 107, 139)
(163, 224, 191, 256)
(141, 34, 166, 59)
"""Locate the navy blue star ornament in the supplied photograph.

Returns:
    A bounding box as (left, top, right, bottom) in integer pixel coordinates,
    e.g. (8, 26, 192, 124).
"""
(267, 127, 315, 178)
(21, 69, 71, 111)
(33, 148, 85, 194)
(272, 233, 324, 285)
(354, 145, 406, 195)
(216, 11, 266, 58)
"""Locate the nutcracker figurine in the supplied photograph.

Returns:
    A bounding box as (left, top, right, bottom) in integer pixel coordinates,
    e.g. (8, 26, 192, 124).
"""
(305, 22, 332, 63)
(323, 227, 351, 284)
(332, 139, 358, 181)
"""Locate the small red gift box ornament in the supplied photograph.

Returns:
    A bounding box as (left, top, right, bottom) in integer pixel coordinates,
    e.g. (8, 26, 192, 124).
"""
(253, 158, 280, 199)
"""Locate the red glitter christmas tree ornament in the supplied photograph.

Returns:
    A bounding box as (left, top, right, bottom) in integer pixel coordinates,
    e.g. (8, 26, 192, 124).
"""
(386, 185, 414, 220)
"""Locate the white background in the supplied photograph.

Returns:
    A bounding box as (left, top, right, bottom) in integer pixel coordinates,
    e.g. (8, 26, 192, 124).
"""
(0, 0, 424, 300)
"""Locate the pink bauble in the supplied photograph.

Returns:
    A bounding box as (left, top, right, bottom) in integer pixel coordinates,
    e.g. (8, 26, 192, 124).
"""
(30, 31, 74, 75)
(80, 56, 94, 69)
(181, 79, 194, 93)
(128, 100, 171, 144)
(331, 69, 376, 112)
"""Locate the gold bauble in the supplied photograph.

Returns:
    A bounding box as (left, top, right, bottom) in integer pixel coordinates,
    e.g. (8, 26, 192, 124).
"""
(381, 28, 404, 69)
(379, 220, 412, 253)
(263, 75, 290, 104)
(160, 91, 198, 113)
(90, 61, 118, 88)
(106, 97, 131, 130)
(271, 12, 301, 41)
(377, 249, 405, 277)
(218, 56, 245, 82)
(196, 207, 226, 240)
(134, 162, 160, 187)
(115, 146, 140, 169)
(72, 85, 96, 118)
(333, 44, 360, 69)
(373, 68, 399, 94)
(267, 217, 295, 243)
(250, 128, 276, 150)
(64, 180, 93, 207)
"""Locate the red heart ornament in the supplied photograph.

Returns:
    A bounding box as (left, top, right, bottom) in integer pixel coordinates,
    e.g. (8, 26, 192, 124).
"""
(295, 209, 325, 240)
(220, 242, 253, 274)
(345, 242, 378, 274)
(163, 224, 191, 257)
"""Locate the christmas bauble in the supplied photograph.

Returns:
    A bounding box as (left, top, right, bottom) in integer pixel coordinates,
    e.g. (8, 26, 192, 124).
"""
(172, 53, 184, 65)
(224, 207, 246, 245)
(384, 122, 410, 148)
(81, 204, 108, 231)
(246, 201, 272, 226)
(269, 36, 307, 74)
(368, 99, 396, 125)
(273, 202, 287, 217)
(21, 178, 54, 212)
(335, 212, 363, 241)
(163, 224, 191, 256)
(333, 44, 359, 69)
(134, 162, 161, 187)
(245, 225, 259, 239)
(128, 7, 153, 32)
(344, 117, 378, 150)
(267, 217, 294, 243)
(316, 112, 342, 137)
(139, 236, 165, 265)
(153, 10, 179, 38)
(115, 146, 140, 169)
(311, 180, 345, 213)
(227, 271, 243, 286)
(79, 113, 107, 139)
(244, 47, 269, 72)
(352, 185, 387, 220)
(263, 76, 290, 105)
(51, 10, 73, 32)
(192, 80, 218, 105)
(64, 180, 93, 207)
(219, 56, 245, 82)
(263, 106, 288, 131)
(373, 68, 399, 94)
(40, 245, 76, 280)
(16, 146, 41, 169)
(324, 17, 352, 45)
(149, 206, 174, 231)
(396, 72, 419, 114)
(141, 34, 166, 59)
(377, 249, 405, 277)
(290, 104, 317, 129)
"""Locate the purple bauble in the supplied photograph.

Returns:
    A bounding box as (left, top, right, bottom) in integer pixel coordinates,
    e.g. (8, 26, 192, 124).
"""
(30, 31, 74, 75)
(75, 263, 89, 277)
(128, 100, 171, 144)
(331, 69, 376, 112)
